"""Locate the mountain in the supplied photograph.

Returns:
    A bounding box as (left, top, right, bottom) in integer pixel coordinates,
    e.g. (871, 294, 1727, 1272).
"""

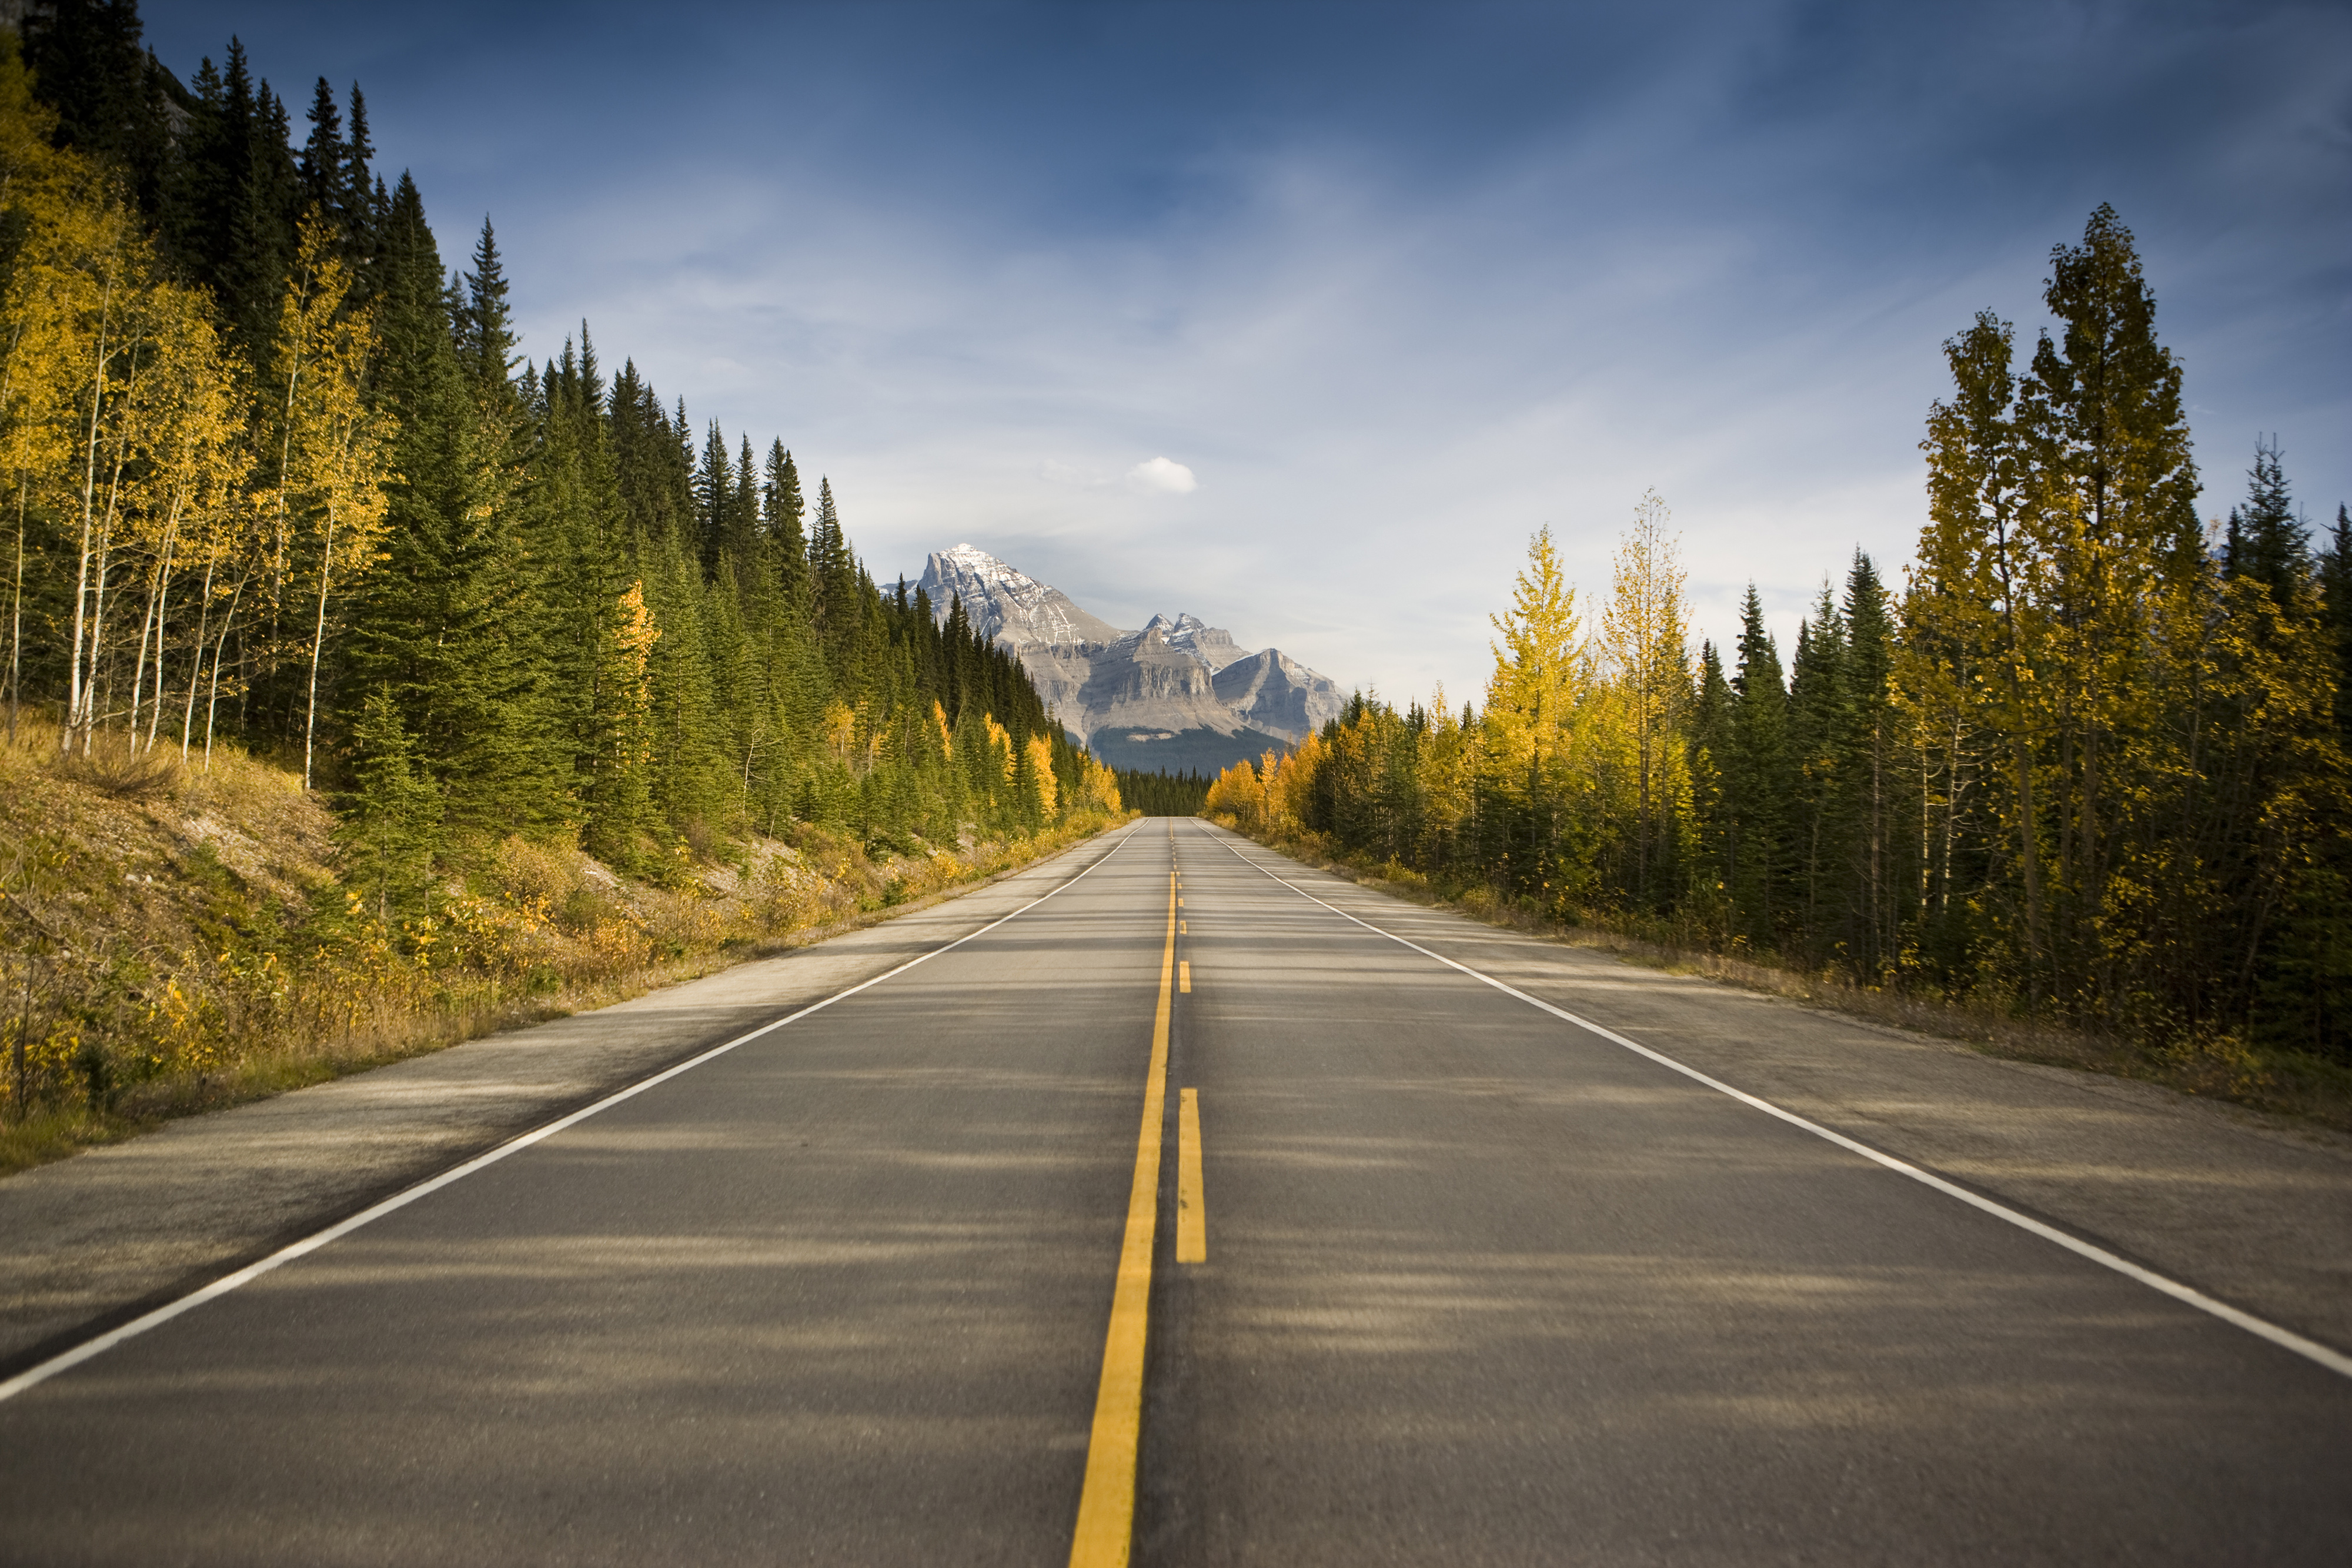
(1211, 648, 1345, 741)
(914, 545, 1349, 772)
(1160, 613, 1251, 672)
(918, 543, 1124, 646)
(1019, 624, 1293, 773)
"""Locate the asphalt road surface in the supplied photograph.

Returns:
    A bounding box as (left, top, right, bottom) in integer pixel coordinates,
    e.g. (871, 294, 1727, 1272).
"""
(1, 818, 2346, 1565)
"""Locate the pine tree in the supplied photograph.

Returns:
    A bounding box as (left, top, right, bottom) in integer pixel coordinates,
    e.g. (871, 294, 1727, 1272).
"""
(338, 684, 443, 921)
(764, 440, 807, 598)
(1784, 583, 1847, 957)
(727, 433, 760, 576)
(1686, 640, 1733, 924)
(2224, 437, 2308, 609)
(296, 77, 343, 218)
(2324, 507, 2352, 742)
(1836, 552, 1899, 974)
(694, 420, 730, 577)
(20, 0, 174, 215)
(809, 477, 861, 673)
(456, 217, 519, 396)
(1725, 586, 1788, 948)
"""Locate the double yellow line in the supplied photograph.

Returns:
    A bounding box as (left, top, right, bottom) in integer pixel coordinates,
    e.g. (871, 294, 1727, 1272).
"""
(1067, 861, 1179, 1567)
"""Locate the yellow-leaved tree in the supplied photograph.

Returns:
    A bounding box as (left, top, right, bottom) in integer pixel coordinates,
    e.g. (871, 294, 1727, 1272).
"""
(261, 213, 392, 786)
(1595, 489, 1695, 909)
(1482, 525, 1592, 903)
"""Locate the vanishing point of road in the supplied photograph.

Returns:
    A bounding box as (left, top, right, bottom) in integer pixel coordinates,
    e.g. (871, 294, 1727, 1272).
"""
(1, 818, 2346, 1564)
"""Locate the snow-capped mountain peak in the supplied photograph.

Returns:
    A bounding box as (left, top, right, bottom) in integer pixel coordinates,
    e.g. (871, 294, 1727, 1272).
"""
(917, 545, 1124, 647)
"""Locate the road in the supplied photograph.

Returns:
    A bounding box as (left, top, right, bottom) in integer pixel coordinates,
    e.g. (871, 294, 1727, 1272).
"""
(0, 818, 2346, 1564)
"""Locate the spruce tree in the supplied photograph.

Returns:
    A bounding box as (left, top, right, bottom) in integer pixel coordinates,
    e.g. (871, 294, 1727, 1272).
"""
(338, 686, 444, 921)
(457, 217, 520, 395)
(1837, 552, 1898, 974)
(694, 422, 731, 577)
(2324, 507, 2352, 742)
(20, 0, 176, 215)
(1726, 586, 1789, 948)
(297, 77, 344, 217)
(729, 436, 759, 567)
(1686, 640, 1733, 921)
(2223, 437, 2308, 609)
(764, 442, 807, 593)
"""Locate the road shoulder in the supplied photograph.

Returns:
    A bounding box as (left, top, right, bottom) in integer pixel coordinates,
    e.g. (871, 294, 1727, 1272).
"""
(0, 830, 1131, 1373)
(1207, 825, 2352, 1358)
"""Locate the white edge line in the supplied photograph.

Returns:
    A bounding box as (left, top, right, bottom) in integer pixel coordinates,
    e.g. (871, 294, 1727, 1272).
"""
(0, 821, 1148, 1405)
(1197, 824, 2352, 1383)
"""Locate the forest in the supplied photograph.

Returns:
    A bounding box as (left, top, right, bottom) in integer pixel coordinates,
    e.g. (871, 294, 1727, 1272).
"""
(0, 6, 1125, 1130)
(0, 9, 1121, 875)
(1208, 206, 2351, 1065)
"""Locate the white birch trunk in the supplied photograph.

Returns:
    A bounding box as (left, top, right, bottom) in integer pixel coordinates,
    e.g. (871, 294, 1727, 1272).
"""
(303, 512, 335, 789)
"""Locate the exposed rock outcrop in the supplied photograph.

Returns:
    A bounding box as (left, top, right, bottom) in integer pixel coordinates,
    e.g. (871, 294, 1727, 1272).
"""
(918, 543, 1123, 646)
(1211, 647, 1345, 742)
(914, 544, 1348, 768)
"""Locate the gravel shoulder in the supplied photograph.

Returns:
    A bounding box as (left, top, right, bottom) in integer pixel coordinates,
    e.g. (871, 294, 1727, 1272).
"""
(1210, 826, 2352, 1360)
(0, 829, 1135, 1373)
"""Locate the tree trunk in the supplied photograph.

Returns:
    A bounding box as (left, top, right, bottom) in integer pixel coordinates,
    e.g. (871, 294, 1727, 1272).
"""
(179, 544, 219, 759)
(202, 568, 251, 770)
(303, 513, 335, 789)
(64, 296, 111, 753)
(6, 477, 22, 747)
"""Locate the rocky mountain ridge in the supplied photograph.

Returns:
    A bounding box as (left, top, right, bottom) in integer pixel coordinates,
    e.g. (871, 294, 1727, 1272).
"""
(914, 545, 1349, 773)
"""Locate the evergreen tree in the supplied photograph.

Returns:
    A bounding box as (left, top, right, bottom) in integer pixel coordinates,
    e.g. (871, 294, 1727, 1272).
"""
(1726, 586, 1788, 947)
(810, 477, 861, 672)
(2224, 436, 2308, 608)
(694, 420, 731, 576)
(337, 685, 443, 920)
(1784, 584, 1846, 957)
(297, 76, 343, 218)
(1835, 552, 1899, 974)
(1686, 640, 1733, 921)
(764, 440, 807, 597)
(456, 216, 519, 396)
(20, 0, 175, 215)
(2324, 507, 2352, 742)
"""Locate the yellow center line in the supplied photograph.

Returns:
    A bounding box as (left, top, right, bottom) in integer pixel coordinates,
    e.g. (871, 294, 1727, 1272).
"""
(1067, 863, 1178, 1568)
(1178, 960, 1191, 994)
(1177, 1089, 1205, 1265)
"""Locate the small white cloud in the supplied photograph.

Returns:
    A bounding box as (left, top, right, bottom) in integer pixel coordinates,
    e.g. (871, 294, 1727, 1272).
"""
(1127, 456, 1197, 495)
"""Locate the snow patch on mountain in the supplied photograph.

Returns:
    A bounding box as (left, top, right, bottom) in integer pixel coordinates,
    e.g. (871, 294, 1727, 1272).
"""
(917, 543, 1349, 754)
(917, 543, 1123, 647)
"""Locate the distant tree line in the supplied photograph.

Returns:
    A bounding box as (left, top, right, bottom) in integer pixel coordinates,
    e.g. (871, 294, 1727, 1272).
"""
(0, 2, 1122, 912)
(1115, 767, 1208, 817)
(1209, 207, 2351, 1060)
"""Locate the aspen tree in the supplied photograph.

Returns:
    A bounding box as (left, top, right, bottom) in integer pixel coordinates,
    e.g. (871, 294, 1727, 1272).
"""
(261, 214, 389, 788)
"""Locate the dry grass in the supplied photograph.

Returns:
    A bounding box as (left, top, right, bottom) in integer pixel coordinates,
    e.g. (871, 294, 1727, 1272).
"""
(1240, 824, 2352, 1136)
(0, 714, 1134, 1177)
(46, 733, 183, 800)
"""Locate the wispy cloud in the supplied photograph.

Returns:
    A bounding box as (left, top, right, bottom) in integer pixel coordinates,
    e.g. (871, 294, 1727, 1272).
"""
(151, 0, 2352, 697)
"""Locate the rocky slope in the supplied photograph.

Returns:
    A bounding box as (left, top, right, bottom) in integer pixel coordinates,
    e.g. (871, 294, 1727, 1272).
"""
(914, 546, 1349, 770)
(918, 544, 1123, 646)
(1211, 647, 1346, 741)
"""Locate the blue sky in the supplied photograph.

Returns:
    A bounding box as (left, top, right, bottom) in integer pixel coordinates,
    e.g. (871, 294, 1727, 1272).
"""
(150, 1, 2351, 700)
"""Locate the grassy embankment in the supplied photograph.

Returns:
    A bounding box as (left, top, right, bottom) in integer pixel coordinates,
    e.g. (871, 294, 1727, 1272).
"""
(0, 718, 1130, 1176)
(1214, 819, 2352, 1135)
